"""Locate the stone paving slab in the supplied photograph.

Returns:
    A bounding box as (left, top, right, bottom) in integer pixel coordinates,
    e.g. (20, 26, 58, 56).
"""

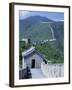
(31, 69, 46, 78)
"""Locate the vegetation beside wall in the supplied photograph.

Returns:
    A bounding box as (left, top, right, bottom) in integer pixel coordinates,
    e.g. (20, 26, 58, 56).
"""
(19, 41, 64, 68)
(35, 42, 64, 64)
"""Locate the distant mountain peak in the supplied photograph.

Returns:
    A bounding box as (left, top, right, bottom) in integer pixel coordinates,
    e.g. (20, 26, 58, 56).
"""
(20, 15, 54, 22)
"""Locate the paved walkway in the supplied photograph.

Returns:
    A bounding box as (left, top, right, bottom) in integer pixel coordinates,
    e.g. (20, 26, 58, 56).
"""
(31, 69, 46, 79)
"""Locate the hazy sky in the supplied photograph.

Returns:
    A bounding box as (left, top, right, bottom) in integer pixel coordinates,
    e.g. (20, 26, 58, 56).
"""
(19, 10, 64, 21)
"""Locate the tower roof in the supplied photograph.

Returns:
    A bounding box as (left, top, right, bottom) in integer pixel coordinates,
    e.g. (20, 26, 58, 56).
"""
(22, 46, 48, 64)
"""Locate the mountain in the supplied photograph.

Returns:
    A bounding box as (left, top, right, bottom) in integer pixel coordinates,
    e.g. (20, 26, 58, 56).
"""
(19, 15, 53, 30)
(19, 15, 54, 40)
(19, 16, 54, 39)
(19, 16, 64, 63)
(19, 15, 64, 49)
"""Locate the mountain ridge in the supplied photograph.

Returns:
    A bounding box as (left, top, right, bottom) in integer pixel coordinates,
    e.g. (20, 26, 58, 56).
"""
(19, 15, 64, 51)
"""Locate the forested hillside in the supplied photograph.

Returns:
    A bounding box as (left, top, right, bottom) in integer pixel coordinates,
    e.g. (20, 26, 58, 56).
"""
(19, 16, 64, 64)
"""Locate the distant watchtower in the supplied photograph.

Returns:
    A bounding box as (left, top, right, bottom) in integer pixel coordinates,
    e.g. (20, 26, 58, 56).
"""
(21, 38, 31, 45)
(21, 38, 28, 44)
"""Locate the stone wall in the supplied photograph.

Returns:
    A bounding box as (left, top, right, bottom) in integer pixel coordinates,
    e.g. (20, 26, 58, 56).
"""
(41, 62, 64, 78)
